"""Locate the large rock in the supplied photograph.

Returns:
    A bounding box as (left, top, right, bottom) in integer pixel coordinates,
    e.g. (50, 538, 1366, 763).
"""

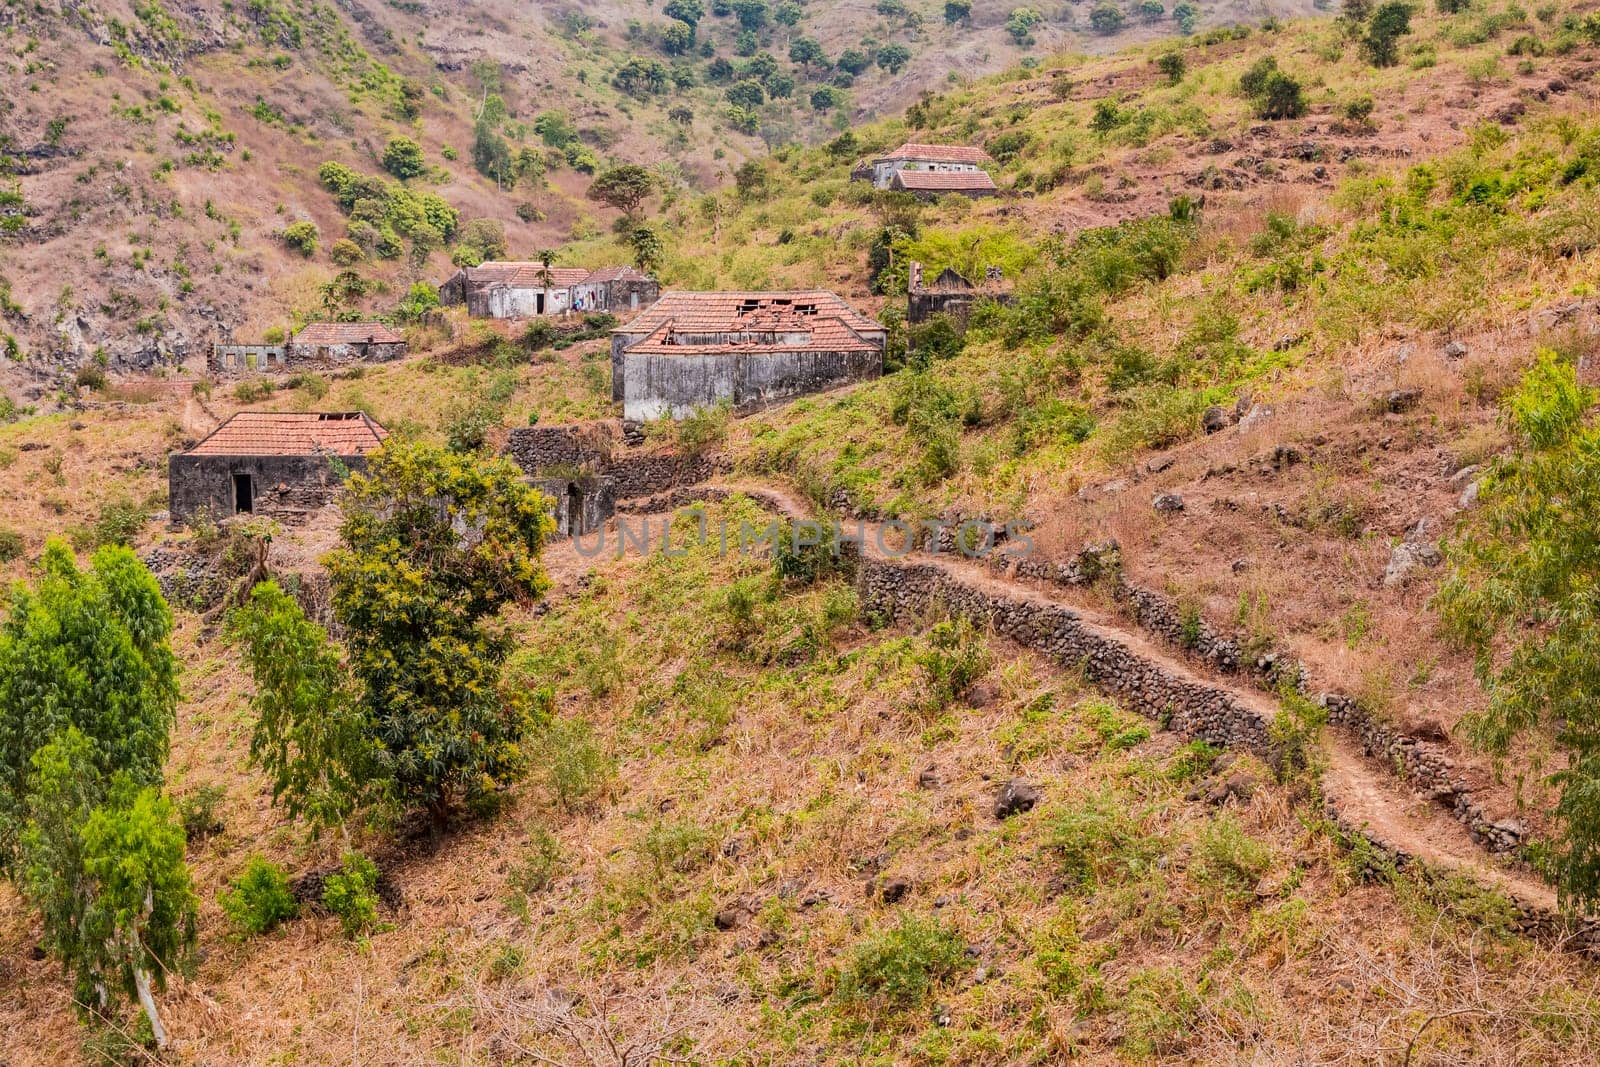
(1152, 493, 1185, 514)
(1385, 389, 1422, 414)
(993, 779, 1039, 820)
(1382, 541, 1443, 588)
(1201, 405, 1230, 434)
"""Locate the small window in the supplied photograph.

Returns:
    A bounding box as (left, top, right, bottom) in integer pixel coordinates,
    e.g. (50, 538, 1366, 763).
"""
(232, 473, 254, 514)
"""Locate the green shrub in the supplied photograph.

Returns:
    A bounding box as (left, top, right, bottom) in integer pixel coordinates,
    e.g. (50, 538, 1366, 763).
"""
(1192, 815, 1274, 894)
(73, 496, 148, 550)
(177, 784, 226, 840)
(536, 715, 611, 811)
(281, 220, 319, 257)
(0, 527, 23, 563)
(835, 915, 968, 1012)
(220, 856, 299, 937)
(322, 851, 380, 938)
(508, 827, 564, 895)
(913, 617, 991, 711)
(234, 378, 275, 403)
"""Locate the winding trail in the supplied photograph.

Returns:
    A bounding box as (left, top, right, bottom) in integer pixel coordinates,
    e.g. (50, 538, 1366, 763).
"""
(549, 478, 1579, 935)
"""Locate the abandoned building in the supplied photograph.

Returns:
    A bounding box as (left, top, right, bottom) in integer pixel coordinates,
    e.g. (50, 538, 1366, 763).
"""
(852, 142, 996, 190)
(609, 291, 887, 420)
(438, 262, 660, 319)
(502, 424, 617, 537)
(208, 322, 407, 376)
(168, 411, 388, 525)
(889, 169, 998, 200)
(907, 261, 1017, 323)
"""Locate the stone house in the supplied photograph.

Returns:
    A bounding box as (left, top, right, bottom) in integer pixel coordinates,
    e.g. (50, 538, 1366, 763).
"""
(609, 291, 886, 420)
(889, 169, 998, 200)
(439, 262, 660, 319)
(854, 142, 995, 190)
(907, 261, 1016, 323)
(168, 411, 388, 525)
(209, 322, 407, 375)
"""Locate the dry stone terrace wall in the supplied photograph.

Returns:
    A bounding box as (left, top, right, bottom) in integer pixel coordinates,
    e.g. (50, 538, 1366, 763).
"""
(857, 558, 1277, 757)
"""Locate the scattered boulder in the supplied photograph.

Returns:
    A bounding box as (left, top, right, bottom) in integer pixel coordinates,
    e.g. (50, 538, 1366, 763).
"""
(1382, 541, 1443, 588)
(1457, 479, 1482, 510)
(869, 876, 912, 905)
(994, 778, 1039, 819)
(714, 908, 742, 931)
(1238, 404, 1273, 432)
(917, 765, 941, 790)
(1443, 339, 1468, 360)
(1270, 444, 1303, 468)
(1201, 405, 1230, 434)
(1448, 464, 1480, 490)
(1199, 773, 1256, 806)
(1147, 454, 1175, 474)
(1385, 389, 1422, 414)
(1152, 493, 1185, 514)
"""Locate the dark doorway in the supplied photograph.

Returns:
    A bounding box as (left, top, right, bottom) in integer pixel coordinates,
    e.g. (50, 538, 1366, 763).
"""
(535, 291, 546, 315)
(232, 472, 254, 514)
(566, 484, 583, 535)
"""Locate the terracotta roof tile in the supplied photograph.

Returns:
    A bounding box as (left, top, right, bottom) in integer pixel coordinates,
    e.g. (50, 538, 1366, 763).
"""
(580, 265, 651, 285)
(892, 169, 998, 192)
(878, 142, 994, 165)
(293, 322, 405, 346)
(625, 314, 881, 356)
(618, 291, 881, 341)
(185, 412, 389, 457)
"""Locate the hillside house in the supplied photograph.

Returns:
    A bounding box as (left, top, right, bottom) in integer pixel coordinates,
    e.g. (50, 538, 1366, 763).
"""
(610, 291, 886, 420)
(854, 142, 996, 190)
(439, 262, 660, 319)
(168, 411, 387, 525)
(209, 322, 407, 375)
(907, 261, 1016, 323)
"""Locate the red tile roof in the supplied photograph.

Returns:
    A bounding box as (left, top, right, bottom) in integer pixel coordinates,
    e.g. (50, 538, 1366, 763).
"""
(891, 170, 999, 193)
(878, 142, 994, 165)
(293, 322, 405, 346)
(618, 291, 882, 340)
(625, 317, 881, 356)
(185, 412, 389, 457)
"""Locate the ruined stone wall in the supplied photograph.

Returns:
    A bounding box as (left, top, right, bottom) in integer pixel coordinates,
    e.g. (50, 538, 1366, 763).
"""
(856, 558, 1276, 756)
(504, 424, 617, 475)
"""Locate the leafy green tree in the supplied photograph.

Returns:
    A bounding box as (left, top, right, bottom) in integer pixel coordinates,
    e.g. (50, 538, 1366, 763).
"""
(326, 443, 553, 824)
(735, 159, 769, 200)
(731, 0, 769, 29)
(1437, 354, 1600, 909)
(0, 543, 177, 867)
(774, 0, 804, 26)
(664, 0, 705, 27)
(1137, 0, 1165, 19)
(662, 19, 694, 54)
(381, 136, 426, 180)
(534, 111, 579, 148)
(877, 42, 912, 72)
(472, 121, 512, 187)
(1172, 0, 1200, 31)
(1006, 6, 1044, 44)
(1089, 2, 1125, 33)
(20, 731, 194, 1048)
(1361, 1, 1413, 66)
(727, 77, 767, 108)
(630, 224, 665, 273)
(810, 85, 844, 111)
(789, 35, 827, 71)
(838, 48, 871, 75)
(228, 582, 384, 832)
(944, 0, 972, 23)
(614, 56, 670, 98)
(1156, 50, 1186, 84)
(587, 164, 657, 220)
